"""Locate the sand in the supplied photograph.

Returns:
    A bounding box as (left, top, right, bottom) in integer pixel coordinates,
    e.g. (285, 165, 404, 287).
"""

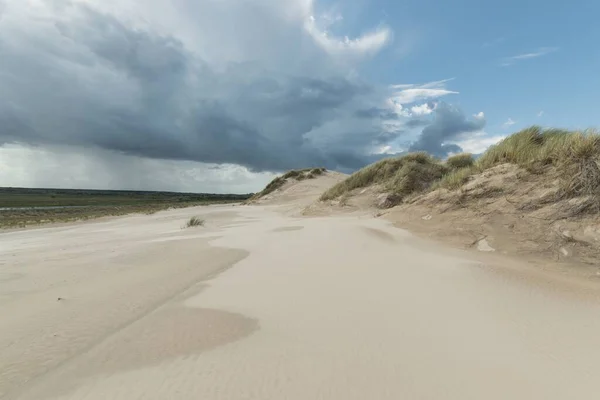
(2, 199, 600, 398)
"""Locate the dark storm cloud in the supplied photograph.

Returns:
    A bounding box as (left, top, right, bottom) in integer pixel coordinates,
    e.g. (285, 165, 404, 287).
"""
(409, 102, 486, 157)
(55, 7, 188, 84)
(0, 2, 403, 173)
(0, 1, 482, 177)
(354, 107, 399, 120)
(405, 118, 430, 128)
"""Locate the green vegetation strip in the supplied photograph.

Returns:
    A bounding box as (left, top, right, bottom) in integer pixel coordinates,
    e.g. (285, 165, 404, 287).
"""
(0, 188, 251, 228)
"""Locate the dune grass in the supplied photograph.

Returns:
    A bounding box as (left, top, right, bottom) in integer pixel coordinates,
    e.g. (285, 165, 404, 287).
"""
(446, 153, 475, 170)
(185, 216, 205, 228)
(477, 126, 600, 198)
(320, 152, 447, 203)
(320, 127, 600, 207)
(307, 167, 326, 179)
(476, 127, 598, 170)
(434, 167, 476, 190)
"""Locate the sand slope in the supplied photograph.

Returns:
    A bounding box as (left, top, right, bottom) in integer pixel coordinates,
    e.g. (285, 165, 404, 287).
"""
(315, 163, 600, 267)
(2, 200, 600, 398)
(248, 171, 347, 211)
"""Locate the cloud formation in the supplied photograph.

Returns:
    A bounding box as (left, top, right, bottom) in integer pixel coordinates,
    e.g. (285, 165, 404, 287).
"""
(454, 132, 505, 155)
(304, 14, 391, 58)
(389, 78, 458, 105)
(501, 47, 558, 67)
(0, 0, 488, 190)
(0, 144, 275, 193)
(0, 0, 407, 175)
(409, 103, 486, 157)
(503, 118, 516, 127)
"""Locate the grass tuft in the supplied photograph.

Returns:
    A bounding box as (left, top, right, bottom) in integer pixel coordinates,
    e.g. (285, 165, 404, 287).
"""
(446, 153, 474, 170)
(477, 126, 546, 170)
(555, 133, 600, 198)
(185, 216, 205, 228)
(386, 160, 447, 197)
(434, 167, 475, 190)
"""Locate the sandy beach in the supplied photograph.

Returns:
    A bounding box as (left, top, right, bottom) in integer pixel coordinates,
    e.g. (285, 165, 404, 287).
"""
(2, 0, 598, 398)
(2, 203, 600, 399)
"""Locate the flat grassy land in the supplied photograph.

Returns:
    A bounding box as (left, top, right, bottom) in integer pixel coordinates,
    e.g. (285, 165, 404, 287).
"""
(0, 187, 251, 228)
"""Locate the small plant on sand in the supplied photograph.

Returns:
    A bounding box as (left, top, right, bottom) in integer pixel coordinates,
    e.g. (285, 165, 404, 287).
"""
(185, 216, 205, 228)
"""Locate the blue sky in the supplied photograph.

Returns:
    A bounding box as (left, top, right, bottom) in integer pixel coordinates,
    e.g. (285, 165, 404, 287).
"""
(351, 0, 600, 131)
(0, 0, 598, 192)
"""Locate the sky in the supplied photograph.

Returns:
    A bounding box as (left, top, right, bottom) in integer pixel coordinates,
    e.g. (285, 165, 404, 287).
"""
(0, 0, 598, 193)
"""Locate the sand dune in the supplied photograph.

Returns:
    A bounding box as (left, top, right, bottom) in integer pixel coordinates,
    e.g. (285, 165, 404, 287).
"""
(248, 170, 347, 215)
(2, 189, 600, 398)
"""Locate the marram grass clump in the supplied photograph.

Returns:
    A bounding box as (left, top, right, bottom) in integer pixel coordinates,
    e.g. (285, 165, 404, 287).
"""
(435, 167, 475, 190)
(446, 153, 474, 170)
(320, 152, 447, 203)
(476, 126, 600, 199)
(185, 216, 205, 228)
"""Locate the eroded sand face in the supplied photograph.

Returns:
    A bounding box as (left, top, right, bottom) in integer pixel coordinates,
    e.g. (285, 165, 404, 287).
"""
(2, 205, 600, 399)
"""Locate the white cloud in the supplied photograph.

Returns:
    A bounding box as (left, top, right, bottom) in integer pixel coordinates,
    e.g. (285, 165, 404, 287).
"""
(419, 78, 456, 88)
(303, 1, 391, 58)
(384, 102, 411, 117)
(389, 83, 414, 90)
(389, 78, 458, 105)
(510, 47, 558, 60)
(501, 47, 558, 67)
(473, 111, 485, 120)
(305, 25, 391, 57)
(389, 89, 457, 106)
(453, 132, 506, 154)
(376, 145, 393, 155)
(503, 117, 516, 127)
(314, 10, 344, 28)
(389, 78, 456, 92)
(410, 103, 434, 116)
(537, 111, 544, 117)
